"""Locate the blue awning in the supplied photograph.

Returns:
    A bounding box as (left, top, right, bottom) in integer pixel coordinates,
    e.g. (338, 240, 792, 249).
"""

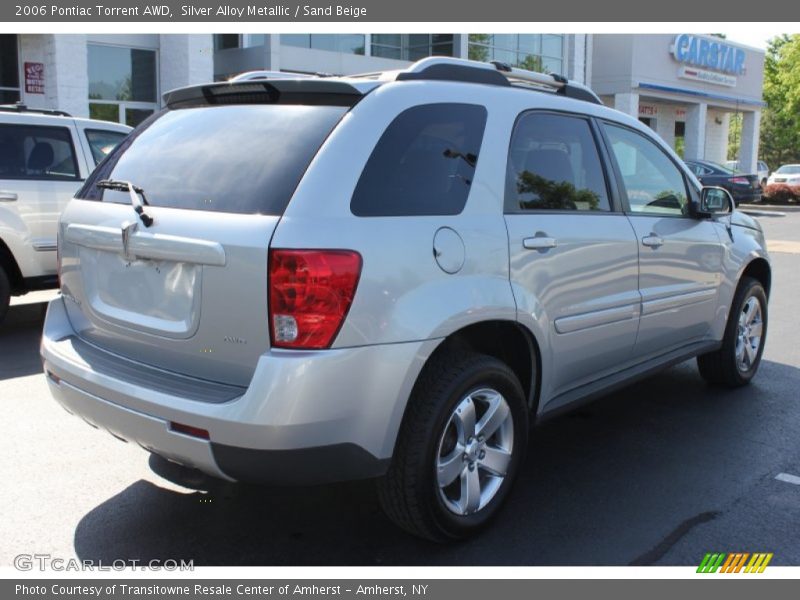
(636, 82, 766, 107)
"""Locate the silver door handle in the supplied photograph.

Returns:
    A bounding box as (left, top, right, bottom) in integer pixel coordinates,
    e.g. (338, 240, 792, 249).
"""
(0, 191, 18, 202)
(642, 235, 664, 248)
(523, 237, 557, 250)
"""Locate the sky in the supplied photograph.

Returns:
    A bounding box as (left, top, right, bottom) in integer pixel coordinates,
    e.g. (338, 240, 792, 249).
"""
(724, 29, 786, 50)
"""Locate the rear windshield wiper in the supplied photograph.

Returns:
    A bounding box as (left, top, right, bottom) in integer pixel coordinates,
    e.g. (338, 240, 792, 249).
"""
(97, 179, 154, 227)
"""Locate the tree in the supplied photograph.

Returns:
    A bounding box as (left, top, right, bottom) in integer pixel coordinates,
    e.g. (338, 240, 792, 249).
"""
(467, 34, 491, 62)
(518, 54, 545, 73)
(759, 35, 800, 167)
(727, 112, 742, 161)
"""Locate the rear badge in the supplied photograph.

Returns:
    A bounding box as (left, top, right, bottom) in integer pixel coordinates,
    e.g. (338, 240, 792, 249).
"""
(223, 336, 247, 345)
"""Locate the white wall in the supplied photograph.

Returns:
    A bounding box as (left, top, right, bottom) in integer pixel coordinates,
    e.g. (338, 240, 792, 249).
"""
(159, 34, 214, 95)
(19, 34, 89, 118)
(277, 45, 410, 76)
(704, 109, 731, 164)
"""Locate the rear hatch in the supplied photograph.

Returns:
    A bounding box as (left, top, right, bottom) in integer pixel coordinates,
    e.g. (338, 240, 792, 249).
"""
(58, 81, 360, 387)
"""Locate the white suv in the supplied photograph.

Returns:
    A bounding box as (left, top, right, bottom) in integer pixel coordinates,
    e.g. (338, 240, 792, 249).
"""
(0, 105, 130, 321)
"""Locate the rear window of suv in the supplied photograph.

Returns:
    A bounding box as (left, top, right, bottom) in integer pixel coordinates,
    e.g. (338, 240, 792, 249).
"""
(78, 104, 347, 215)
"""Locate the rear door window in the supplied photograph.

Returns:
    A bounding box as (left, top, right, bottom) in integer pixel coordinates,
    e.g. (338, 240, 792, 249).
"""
(0, 124, 80, 181)
(351, 103, 488, 216)
(505, 112, 611, 212)
(78, 104, 347, 216)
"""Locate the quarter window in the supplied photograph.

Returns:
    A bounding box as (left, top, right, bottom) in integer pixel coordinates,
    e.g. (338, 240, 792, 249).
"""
(84, 129, 128, 166)
(604, 124, 689, 216)
(505, 112, 610, 212)
(351, 103, 488, 217)
(0, 124, 79, 181)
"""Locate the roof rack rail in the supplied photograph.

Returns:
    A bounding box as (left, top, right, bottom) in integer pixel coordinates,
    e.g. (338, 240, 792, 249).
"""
(228, 70, 317, 82)
(373, 57, 603, 105)
(0, 102, 71, 117)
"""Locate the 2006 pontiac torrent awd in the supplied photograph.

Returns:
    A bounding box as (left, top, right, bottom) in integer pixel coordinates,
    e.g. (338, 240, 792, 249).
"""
(42, 57, 771, 542)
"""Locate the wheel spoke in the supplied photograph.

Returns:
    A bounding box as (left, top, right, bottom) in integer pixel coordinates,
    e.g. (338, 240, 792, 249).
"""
(460, 466, 481, 514)
(437, 447, 465, 487)
(744, 299, 757, 324)
(744, 340, 756, 365)
(479, 446, 512, 477)
(476, 393, 510, 440)
(454, 399, 476, 444)
(749, 321, 763, 338)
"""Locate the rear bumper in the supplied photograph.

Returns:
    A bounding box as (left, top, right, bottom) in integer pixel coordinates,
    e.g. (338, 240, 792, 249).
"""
(41, 296, 436, 484)
(731, 188, 762, 204)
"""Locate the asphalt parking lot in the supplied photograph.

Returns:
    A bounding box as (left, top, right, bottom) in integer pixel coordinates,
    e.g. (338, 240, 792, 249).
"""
(1, 208, 799, 567)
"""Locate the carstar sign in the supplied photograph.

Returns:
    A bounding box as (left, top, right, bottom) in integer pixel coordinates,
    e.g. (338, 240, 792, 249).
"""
(671, 34, 746, 76)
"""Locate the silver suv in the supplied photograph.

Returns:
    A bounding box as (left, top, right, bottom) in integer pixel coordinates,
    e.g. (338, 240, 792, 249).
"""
(41, 58, 771, 542)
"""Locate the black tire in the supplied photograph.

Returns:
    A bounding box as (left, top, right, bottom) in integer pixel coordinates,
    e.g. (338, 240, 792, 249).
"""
(697, 277, 767, 387)
(0, 266, 10, 325)
(377, 350, 529, 542)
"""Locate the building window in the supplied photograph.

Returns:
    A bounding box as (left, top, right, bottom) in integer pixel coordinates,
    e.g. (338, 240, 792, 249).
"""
(246, 34, 267, 47)
(468, 34, 564, 74)
(371, 35, 454, 61)
(88, 44, 158, 128)
(674, 121, 686, 158)
(281, 35, 365, 55)
(0, 34, 20, 104)
(214, 34, 241, 51)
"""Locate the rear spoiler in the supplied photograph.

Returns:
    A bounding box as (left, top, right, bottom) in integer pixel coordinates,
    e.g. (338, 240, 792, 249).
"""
(162, 79, 375, 109)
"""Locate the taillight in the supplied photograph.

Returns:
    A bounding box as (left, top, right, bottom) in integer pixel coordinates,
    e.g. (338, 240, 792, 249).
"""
(731, 176, 750, 185)
(269, 249, 362, 349)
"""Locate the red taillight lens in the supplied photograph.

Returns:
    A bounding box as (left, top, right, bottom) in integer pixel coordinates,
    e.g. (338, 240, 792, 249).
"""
(269, 249, 362, 349)
(731, 177, 750, 185)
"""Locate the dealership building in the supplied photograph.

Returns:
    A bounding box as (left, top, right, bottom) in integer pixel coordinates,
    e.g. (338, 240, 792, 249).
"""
(0, 33, 765, 171)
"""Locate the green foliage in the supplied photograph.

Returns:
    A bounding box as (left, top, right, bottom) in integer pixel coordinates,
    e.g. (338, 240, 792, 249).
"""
(727, 112, 742, 161)
(516, 171, 600, 211)
(760, 34, 800, 167)
(468, 34, 491, 62)
(518, 54, 545, 73)
(674, 136, 685, 159)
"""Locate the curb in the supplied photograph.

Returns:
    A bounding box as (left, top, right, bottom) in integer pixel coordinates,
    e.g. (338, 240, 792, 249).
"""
(740, 203, 800, 213)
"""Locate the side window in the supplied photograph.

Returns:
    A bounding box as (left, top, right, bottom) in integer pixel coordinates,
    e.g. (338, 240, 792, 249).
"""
(351, 103, 487, 217)
(0, 124, 80, 181)
(505, 112, 610, 212)
(687, 163, 709, 176)
(84, 129, 128, 166)
(604, 123, 689, 216)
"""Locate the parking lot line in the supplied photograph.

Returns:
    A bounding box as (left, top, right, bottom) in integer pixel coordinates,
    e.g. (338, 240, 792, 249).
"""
(767, 240, 800, 254)
(775, 473, 800, 485)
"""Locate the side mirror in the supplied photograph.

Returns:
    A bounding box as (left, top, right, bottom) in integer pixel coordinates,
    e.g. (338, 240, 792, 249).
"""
(693, 186, 734, 217)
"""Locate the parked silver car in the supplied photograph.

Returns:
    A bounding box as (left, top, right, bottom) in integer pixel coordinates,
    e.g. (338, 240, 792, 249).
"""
(41, 58, 771, 541)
